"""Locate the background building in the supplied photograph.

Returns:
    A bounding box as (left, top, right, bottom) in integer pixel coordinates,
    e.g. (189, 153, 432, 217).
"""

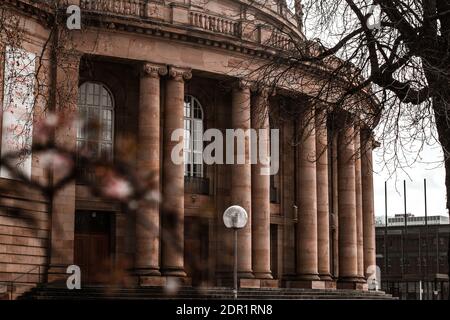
(376, 215, 449, 299)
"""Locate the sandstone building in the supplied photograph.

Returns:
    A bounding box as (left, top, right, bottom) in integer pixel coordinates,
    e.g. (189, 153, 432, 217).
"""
(0, 0, 377, 297)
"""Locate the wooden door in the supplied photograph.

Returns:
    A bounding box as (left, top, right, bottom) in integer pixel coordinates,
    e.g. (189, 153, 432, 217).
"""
(74, 211, 113, 284)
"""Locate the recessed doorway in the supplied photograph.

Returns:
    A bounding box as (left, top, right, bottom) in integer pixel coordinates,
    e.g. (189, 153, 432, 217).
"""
(74, 210, 114, 284)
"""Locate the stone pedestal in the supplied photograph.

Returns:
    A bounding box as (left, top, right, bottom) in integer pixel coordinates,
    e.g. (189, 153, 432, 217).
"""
(219, 278, 279, 288)
(285, 280, 326, 289)
(325, 280, 337, 289)
(140, 275, 192, 287)
(337, 278, 368, 290)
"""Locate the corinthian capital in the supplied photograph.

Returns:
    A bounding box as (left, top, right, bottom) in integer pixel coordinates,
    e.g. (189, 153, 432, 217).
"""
(142, 62, 168, 78)
(168, 66, 192, 82)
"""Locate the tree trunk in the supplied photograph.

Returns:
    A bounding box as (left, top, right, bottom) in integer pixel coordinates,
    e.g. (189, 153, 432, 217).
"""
(431, 97, 450, 299)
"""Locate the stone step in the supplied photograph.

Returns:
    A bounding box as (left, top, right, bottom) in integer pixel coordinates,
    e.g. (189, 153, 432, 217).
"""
(20, 285, 396, 300)
(27, 291, 392, 298)
(24, 296, 394, 300)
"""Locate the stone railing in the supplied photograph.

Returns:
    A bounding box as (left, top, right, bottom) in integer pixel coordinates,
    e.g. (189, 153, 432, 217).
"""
(76, 0, 300, 50)
(269, 32, 295, 51)
(189, 11, 240, 37)
(80, 0, 146, 17)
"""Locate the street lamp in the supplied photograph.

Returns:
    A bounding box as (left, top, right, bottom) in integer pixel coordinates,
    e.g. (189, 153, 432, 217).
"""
(223, 205, 248, 300)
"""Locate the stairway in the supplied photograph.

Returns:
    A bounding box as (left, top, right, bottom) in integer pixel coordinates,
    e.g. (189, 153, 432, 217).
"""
(20, 285, 396, 300)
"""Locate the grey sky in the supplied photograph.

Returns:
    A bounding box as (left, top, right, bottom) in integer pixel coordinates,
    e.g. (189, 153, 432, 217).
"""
(373, 141, 447, 218)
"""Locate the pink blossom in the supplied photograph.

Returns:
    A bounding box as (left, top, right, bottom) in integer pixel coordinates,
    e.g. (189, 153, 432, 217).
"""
(39, 150, 73, 176)
(45, 113, 59, 127)
(102, 176, 133, 200)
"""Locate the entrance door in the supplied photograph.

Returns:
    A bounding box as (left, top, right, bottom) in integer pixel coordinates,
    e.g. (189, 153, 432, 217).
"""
(74, 211, 113, 284)
(184, 217, 209, 286)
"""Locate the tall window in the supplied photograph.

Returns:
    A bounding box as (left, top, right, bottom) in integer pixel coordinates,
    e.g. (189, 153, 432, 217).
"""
(184, 95, 204, 178)
(77, 82, 114, 178)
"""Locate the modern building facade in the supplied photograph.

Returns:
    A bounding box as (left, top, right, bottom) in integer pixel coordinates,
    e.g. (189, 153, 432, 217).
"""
(0, 0, 378, 297)
(376, 215, 449, 299)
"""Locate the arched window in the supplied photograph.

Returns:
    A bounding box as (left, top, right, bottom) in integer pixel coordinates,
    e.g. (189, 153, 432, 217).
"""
(77, 82, 114, 178)
(184, 95, 204, 178)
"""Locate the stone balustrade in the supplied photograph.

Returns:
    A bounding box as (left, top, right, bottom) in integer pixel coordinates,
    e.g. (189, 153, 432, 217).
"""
(77, 0, 301, 50)
(189, 11, 239, 37)
(269, 31, 294, 51)
(80, 0, 145, 17)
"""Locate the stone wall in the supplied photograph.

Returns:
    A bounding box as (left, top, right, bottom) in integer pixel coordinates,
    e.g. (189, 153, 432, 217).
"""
(0, 181, 49, 298)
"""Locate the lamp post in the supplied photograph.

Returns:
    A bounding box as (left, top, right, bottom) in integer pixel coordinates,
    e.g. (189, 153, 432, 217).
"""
(223, 205, 248, 300)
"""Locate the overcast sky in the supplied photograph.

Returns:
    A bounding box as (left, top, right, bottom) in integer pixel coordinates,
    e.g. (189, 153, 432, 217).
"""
(372, 140, 447, 218)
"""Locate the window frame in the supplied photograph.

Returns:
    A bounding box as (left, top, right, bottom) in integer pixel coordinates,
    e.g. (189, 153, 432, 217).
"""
(77, 81, 115, 163)
(183, 95, 204, 178)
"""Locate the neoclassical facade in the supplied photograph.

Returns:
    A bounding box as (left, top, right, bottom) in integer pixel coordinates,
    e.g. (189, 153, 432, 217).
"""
(0, 0, 377, 295)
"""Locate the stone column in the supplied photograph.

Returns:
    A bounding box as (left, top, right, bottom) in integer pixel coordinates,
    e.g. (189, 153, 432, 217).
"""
(251, 90, 272, 280)
(331, 130, 339, 278)
(135, 63, 167, 283)
(354, 128, 365, 280)
(361, 129, 376, 275)
(337, 125, 359, 289)
(315, 111, 331, 282)
(231, 81, 253, 279)
(161, 66, 191, 278)
(47, 51, 81, 282)
(215, 96, 233, 285)
(296, 108, 321, 287)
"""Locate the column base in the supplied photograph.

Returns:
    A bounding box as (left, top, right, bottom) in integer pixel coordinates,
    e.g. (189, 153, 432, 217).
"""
(253, 271, 273, 279)
(324, 280, 337, 289)
(134, 267, 161, 276)
(134, 267, 162, 287)
(319, 273, 333, 281)
(285, 279, 326, 289)
(238, 271, 255, 279)
(139, 275, 191, 287)
(319, 274, 337, 289)
(337, 277, 368, 290)
(161, 267, 187, 277)
(218, 278, 279, 288)
(296, 273, 321, 281)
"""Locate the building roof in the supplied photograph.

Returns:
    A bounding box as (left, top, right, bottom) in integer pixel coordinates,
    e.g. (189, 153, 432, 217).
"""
(375, 215, 449, 227)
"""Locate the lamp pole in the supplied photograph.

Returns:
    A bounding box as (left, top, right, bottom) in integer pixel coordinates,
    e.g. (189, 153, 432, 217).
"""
(233, 228, 238, 299)
(223, 205, 248, 300)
